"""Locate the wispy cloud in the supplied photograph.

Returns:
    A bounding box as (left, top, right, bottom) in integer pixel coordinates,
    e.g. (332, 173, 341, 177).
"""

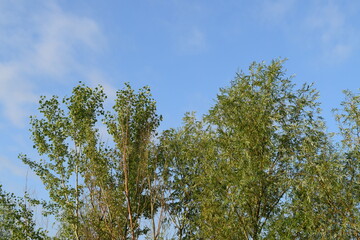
(0, 0, 110, 127)
(0, 156, 27, 178)
(87, 69, 117, 101)
(305, 1, 358, 63)
(257, 0, 359, 64)
(165, 1, 207, 55)
(32, 3, 105, 76)
(176, 27, 206, 55)
(259, 0, 296, 23)
(0, 63, 37, 126)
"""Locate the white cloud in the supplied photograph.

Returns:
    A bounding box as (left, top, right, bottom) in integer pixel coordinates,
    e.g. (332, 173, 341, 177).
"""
(260, 0, 296, 23)
(0, 156, 27, 178)
(176, 27, 206, 54)
(330, 44, 352, 61)
(0, 0, 112, 127)
(0, 63, 37, 127)
(257, 0, 358, 64)
(32, 3, 104, 76)
(305, 1, 358, 63)
(87, 70, 117, 101)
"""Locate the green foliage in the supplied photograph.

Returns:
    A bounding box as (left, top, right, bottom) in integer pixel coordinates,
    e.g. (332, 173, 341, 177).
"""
(159, 113, 214, 239)
(0, 185, 49, 239)
(21, 83, 162, 239)
(21, 84, 106, 239)
(5, 59, 359, 239)
(202, 59, 325, 239)
(103, 83, 162, 239)
(332, 90, 360, 237)
(160, 59, 360, 239)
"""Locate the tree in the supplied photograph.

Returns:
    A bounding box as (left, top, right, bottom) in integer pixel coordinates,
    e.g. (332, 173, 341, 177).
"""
(21, 83, 163, 239)
(14, 59, 360, 239)
(267, 89, 360, 239)
(332, 90, 360, 237)
(204, 59, 329, 239)
(161, 59, 351, 239)
(21, 84, 106, 239)
(103, 83, 162, 239)
(159, 113, 215, 239)
(0, 185, 48, 239)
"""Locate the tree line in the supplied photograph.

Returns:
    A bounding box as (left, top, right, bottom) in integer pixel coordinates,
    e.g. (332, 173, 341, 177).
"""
(1, 59, 360, 239)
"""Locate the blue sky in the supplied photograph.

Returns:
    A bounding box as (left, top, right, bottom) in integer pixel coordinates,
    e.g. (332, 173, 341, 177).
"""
(1, 0, 360, 230)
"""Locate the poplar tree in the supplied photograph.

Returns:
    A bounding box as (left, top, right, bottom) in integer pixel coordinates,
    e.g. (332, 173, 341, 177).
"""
(21, 83, 162, 240)
(0, 185, 48, 239)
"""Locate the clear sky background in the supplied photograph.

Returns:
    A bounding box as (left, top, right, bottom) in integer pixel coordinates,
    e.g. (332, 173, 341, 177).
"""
(0, 0, 360, 229)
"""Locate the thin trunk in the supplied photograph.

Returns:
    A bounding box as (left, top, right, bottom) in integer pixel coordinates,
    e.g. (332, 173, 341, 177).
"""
(149, 178, 157, 240)
(123, 126, 136, 240)
(75, 160, 80, 240)
(124, 157, 135, 239)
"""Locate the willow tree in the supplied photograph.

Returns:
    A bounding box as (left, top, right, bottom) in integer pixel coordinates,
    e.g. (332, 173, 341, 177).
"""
(21, 83, 163, 240)
(159, 113, 216, 239)
(268, 90, 360, 240)
(202, 59, 331, 239)
(332, 90, 360, 237)
(161, 59, 338, 239)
